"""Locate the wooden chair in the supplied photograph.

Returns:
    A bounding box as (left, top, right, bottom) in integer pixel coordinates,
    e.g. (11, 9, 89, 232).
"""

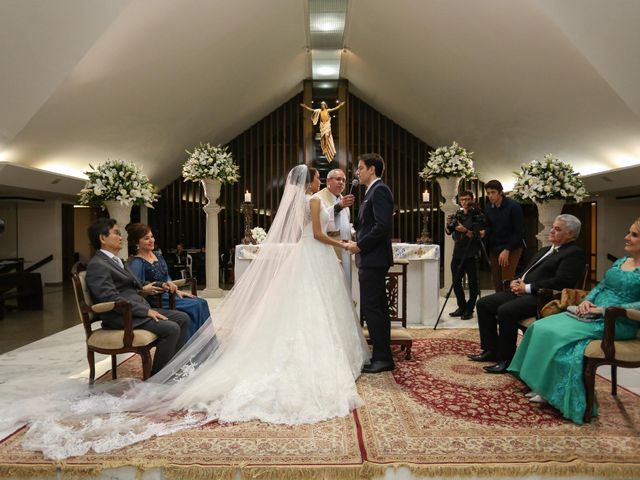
(583, 307, 640, 422)
(185, 254, 193, 279)
(71, 266, 159, 383)
(362, 260, 413, 360)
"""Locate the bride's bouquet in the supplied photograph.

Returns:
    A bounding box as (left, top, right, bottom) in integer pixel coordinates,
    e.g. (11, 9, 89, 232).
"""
(419, 141, 476, 180)
(182, 143, 240, 184)
(78, 159, 158, 207)
(511, 154, 587, 203)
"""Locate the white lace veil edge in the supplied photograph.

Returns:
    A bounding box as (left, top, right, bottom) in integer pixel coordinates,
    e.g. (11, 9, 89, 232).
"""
(0, 165, 312, 459)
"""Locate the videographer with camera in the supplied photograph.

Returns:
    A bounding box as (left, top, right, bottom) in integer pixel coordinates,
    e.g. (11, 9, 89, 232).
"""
(445, 190, 486, 320)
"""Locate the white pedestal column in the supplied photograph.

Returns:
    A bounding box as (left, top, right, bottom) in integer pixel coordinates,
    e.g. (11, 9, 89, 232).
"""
(437, 177, 460, 296)
(104, 200, 131, 259)
(535, 199, 564, 248)
(200, 179, 224, 298)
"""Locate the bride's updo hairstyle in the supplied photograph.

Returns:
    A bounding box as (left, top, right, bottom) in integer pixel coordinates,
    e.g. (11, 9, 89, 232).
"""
(306, 166, 318, 185)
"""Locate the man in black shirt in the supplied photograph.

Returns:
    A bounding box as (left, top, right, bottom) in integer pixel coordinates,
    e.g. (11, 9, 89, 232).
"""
(484, 180, 525, 292)
(445, 191, 486, 320)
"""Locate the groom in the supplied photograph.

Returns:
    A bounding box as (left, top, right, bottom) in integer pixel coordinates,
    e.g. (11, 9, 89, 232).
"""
(346, 153, 395, 373)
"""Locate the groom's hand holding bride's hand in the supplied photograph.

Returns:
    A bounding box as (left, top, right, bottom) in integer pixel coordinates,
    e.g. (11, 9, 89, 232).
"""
(344, 240, 360, 254)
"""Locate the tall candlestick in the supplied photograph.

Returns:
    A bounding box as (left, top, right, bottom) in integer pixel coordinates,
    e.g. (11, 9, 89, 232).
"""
(241, 202, 255, 244)
(417, 199, 432, 244)
(244, 191, 251, 203)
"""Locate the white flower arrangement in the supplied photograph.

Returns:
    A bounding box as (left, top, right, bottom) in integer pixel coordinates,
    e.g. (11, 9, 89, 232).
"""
(511, 154, 587, 203)
(251, 227, 267, 244)
(182, 143, 240, 184)
(78, 159, 158, 207)
(419, 141, 476, 180)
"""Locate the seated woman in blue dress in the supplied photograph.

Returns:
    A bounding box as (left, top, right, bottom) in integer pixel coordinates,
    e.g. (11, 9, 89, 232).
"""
(508, 217, 640, 424)
(126, 223, 211, 338)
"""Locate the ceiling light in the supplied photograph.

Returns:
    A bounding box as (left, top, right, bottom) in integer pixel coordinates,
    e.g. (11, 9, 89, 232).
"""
(317, 66, 337, 76)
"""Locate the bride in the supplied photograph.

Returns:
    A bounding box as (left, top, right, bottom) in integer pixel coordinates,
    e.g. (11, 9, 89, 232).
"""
(1, 165, 370, 459)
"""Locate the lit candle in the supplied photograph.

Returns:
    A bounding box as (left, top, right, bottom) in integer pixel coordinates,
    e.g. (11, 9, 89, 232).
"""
(244, 191, 251, 203)
(422, 190, 430, 203)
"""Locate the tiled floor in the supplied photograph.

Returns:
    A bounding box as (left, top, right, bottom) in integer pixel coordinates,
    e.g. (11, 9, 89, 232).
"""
(0, 284, 79, 354)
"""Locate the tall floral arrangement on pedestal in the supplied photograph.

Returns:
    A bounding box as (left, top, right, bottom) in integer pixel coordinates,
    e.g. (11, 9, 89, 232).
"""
(419, 141, 476, 181)
(511, 154, 587, 203)
(78, 159, 158, 207)
(182, 143, 240, 183)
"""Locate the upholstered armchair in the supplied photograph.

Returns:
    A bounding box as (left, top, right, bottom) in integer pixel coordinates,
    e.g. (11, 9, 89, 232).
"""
(72, 268, 160, 383)
(583, 307, 640, 422)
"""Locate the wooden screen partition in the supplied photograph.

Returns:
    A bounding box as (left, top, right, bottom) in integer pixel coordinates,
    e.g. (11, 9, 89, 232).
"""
(149, 93, 304, 256)
(347, 93, 433, 243)
(151, 88, 494, 272)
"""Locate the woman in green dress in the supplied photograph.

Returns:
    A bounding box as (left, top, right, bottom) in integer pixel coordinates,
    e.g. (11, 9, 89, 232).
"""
(508, 218, 640, 424)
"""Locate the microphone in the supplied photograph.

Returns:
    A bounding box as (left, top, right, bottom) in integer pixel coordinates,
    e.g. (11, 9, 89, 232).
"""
(348, 179, 359, 195)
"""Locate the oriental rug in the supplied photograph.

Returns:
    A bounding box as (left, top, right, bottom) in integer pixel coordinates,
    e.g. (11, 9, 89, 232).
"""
(1, 329, 638, 479)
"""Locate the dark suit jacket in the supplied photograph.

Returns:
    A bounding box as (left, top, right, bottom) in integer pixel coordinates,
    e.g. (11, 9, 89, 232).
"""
(86, 250, 152, 329)
(522, 242, 586, 294)
(355, 180, 394, 269)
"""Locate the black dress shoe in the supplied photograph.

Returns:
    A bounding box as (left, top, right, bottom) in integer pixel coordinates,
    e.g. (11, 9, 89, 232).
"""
(361, 360, 395, 374)
(461, 311, 474, 320)
(483, 361, 510, 374)
(467, 351, 498, 362)
(449, 308, 464, 317)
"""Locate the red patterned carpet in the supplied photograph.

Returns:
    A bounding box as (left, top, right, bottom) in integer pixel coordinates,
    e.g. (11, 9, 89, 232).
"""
(1, 329, 639, 479)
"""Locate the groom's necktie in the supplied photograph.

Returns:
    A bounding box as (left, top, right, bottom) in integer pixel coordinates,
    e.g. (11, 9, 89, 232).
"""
(522, 246, 559, 281)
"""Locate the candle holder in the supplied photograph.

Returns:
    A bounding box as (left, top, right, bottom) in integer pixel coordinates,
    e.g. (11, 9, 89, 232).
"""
(417, 201, 432, 244)
(241, 202, 255, 245)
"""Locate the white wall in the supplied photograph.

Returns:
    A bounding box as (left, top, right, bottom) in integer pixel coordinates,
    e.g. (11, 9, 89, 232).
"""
(17, 200, 63, 284)
(74, 207, 93, 265)
(596, 196, 640, 281)
(0, 203, 18, 258)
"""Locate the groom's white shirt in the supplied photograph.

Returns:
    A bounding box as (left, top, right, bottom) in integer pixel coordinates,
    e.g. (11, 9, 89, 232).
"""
(314, 188, 352, 287)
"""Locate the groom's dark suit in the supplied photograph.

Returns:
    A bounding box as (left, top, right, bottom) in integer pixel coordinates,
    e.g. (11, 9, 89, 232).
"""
(476, 242, 585, 363)
(356, 179, 394, 363)
(86, 250, 190, 374)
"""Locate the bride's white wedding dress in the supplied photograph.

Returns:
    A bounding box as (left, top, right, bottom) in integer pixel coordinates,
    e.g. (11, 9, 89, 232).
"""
(167, 193, 369, 424)
(0, 166, 370, 459)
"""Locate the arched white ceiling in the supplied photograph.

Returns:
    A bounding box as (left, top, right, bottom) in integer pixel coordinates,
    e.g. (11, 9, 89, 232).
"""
(343, 0, 640, 189)
(1, 0, 309, 190)
(1, 0, 639, 196)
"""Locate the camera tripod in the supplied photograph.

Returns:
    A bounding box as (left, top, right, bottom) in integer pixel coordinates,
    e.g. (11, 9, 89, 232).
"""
(433, 233, 490, 330)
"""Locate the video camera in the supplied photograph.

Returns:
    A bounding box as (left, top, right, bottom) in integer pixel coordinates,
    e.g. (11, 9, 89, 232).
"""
(446, 203, 482, 238)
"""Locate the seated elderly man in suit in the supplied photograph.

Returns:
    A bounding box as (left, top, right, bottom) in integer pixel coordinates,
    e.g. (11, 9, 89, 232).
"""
(468, 214, 585, 373)
(86, 218, 190, 375)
